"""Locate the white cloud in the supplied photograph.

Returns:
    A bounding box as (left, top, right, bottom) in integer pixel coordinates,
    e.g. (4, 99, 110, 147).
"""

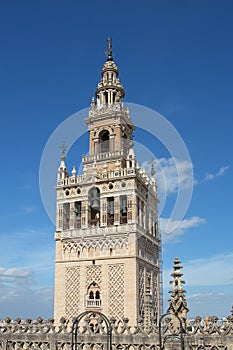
(140, 159, 227, 234)
(163, 253, 233, 317)
(141, 157, 194, 195)
(0, 264, 53, 319)
(141, 159, 229, 193)
(163, 253, 233, 289)
(203, 165, 229, 182)
(0, 267, 33, 278)
(0, 266, 34, 290)
(186, 292, 233, 318)
(163, 291, 233, 318)
(156, 157, 193, 194)
(160, 216, 205, 242)
(184, 253, 233, 287)
(0, 284, 53, 319)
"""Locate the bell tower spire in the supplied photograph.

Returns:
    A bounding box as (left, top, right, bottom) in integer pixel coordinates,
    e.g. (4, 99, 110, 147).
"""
(95, 38, 125, 107)
(84, 39, 133, 167)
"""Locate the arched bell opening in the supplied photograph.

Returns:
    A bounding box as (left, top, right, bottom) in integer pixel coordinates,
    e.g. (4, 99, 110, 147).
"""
(74, 201, 81, 229)
(107, 197, 114, 225)
(63, 202, 70, 230)
(99, 130, 110, 153)
(88, 187, 100, 226)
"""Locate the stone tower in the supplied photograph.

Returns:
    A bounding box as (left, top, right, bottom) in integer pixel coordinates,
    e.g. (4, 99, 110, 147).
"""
(54, 39, 161, 326)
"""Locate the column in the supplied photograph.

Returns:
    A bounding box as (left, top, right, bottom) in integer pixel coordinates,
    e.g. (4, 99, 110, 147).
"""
(114, 196, 120, 225)
(57, 204, 63, 230)
(70, 202, 75, 229)
(101, 198, 107, 226)
(81, 201, 88, 228)
(127, 196, 133, 223)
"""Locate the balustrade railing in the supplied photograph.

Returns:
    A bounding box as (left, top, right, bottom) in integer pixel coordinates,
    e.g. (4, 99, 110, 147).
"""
(82, 149, 127, 163)
(86, 299, 101, 308)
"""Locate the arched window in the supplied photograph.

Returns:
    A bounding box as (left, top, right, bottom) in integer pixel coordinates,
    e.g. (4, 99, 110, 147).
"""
(99, 130, 110, 153)
(88, 187, 100, 226)
(86, 282, 101, 308)
(63, 203, 70, 230)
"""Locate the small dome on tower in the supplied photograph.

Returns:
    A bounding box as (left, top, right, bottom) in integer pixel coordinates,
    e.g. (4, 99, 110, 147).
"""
(101, 60, 119, 75)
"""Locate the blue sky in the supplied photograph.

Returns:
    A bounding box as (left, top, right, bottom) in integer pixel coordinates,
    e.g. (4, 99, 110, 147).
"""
(0, 1, 232, 320)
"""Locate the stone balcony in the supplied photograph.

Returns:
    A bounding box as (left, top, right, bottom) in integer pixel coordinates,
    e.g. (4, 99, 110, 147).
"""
(56, 167, 137, 187)
(86, 299, 101, 308)
(87, 102, 130, 118)
(82, 149, 127, 164)
(54, 223, 137, 240)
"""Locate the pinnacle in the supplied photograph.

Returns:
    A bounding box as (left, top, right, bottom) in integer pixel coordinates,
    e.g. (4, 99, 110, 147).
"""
(167, 258, 189, 320)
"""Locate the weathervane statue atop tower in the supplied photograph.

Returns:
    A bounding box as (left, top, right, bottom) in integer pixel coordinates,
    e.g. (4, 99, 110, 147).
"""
(106, 37, 113, 61)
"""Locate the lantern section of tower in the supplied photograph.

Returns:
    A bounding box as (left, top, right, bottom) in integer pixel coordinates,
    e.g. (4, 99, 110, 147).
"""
(54, 40, 161, 326)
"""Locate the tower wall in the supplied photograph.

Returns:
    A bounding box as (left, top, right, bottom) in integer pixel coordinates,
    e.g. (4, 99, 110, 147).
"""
(54, 252, 139, 324)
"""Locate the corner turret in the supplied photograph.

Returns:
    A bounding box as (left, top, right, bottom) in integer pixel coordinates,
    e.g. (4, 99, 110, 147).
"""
(57, 144, 68, 181)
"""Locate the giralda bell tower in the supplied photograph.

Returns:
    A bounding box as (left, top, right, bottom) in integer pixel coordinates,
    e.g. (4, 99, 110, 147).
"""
(54, 39, 161, 326)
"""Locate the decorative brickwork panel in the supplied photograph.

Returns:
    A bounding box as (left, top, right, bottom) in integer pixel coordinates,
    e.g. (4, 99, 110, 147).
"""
(108, 264, 124, 319)
(63, 237, 128, 260)
(139, 266, 145, 318)
(86, 265, 102, 288)
(65, 267, 80, 321)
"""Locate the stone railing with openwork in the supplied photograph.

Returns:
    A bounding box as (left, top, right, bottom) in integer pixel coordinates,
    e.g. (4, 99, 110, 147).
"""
(0, 315, 233, 350)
